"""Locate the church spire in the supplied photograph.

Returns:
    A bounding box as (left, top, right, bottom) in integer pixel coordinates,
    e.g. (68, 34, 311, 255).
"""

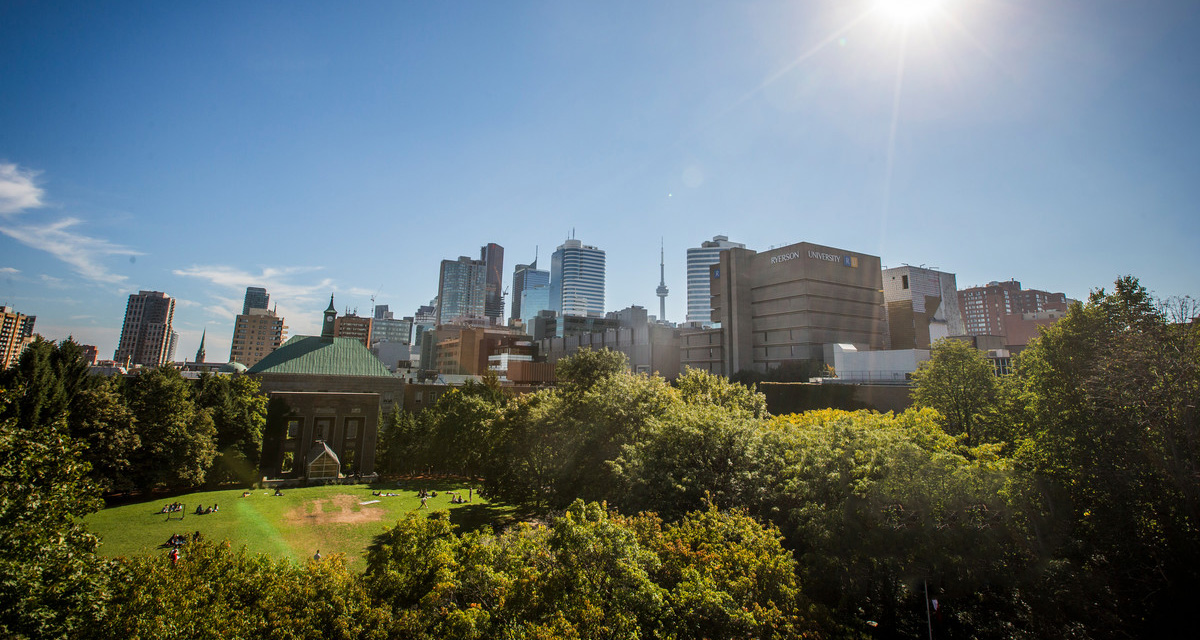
(195, 328, 206, 363)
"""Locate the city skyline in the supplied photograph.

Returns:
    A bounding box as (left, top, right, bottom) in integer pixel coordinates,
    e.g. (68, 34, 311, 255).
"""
(2, 1, 1198, 359)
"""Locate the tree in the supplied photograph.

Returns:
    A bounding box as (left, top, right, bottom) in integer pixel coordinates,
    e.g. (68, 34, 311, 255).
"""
(0, 337, 97, 436)
(71, 378, 140, 492)
(674, 367, 768, 418)
(125, 367, 217, 489)
(197, 374, 267, 485)
(104, 540, 390, 639)
(1012, 276, 1200, 636)
(554, 347, 629, 394)
(0, 388, 109, 639)
(911, 338, 999, 445)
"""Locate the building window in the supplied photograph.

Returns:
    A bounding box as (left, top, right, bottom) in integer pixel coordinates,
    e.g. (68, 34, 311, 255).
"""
(286, 419, 302, 439)
(902, 275, 909, 289)
(314, 418, 333, 442)
(345, 418, 361, 440)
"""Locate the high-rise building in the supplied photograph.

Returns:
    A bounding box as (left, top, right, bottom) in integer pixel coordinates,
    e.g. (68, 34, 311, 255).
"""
(243, 287, 269, 315)
(520, 285, 551, 329)
(550, 238, 606, 317)
(882, 266, 964, 349)
(481, 243, 505, 322)
(686, 235, 745, 325)
(0, 305, 36, 370)
(958, 280, 1073, 338)
(114, 290, 176, 367)
(436, 256, 487, 325)
(230, 307, 287, 368)
(511, 253, 550, 323)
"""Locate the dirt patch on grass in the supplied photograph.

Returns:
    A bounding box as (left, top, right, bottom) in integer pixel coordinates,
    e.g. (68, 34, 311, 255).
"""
(285, 494, 384, 525)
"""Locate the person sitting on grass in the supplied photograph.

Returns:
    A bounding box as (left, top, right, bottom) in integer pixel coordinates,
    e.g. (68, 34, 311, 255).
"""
(195, 504, 205, 515)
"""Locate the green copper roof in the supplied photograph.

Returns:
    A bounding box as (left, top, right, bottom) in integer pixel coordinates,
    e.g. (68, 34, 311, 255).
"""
(247, 336, 393, 377)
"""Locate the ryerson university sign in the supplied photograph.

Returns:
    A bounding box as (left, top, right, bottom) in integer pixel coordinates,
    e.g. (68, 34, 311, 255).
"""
(770, 249, 859, 268)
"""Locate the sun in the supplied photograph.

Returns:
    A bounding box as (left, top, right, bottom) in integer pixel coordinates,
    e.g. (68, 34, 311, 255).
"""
(874, 0, 946, 25)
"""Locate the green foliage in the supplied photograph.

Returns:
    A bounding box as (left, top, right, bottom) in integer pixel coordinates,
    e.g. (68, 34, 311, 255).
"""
(758, 409, 1034, 636)
(911, 338, 1000, 445)
(198, 373, 268, 485)
(364, 502, 823, 639)
(1012, 276, 1200, 635)
(0, 337, 97, 436)
(483, 371, 680, 508)
(674, 367, 769, 418)
(125, 366, 217, 489)
(71, 378, 140, 492)
(104, 540, 390, 639)
(554, 347, 629, 394)
(611, 403, 764, 519)
(0, 388, 109, 639)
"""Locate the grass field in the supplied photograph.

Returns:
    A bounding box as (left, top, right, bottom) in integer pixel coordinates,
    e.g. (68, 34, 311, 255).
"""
(85, 479, 514, 570)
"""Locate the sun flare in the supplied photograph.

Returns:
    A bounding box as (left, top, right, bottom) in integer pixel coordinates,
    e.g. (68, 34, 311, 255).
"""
(875, 0, 945, 25)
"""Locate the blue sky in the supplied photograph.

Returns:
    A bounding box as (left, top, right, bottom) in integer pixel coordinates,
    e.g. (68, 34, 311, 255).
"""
(2, 0, 1198, 361)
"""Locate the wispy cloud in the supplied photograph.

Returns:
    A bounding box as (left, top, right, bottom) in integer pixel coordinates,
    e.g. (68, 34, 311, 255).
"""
(172, 265, 334, 301)
(173, 264, 336, 336)
(0, 267, 20, 275)
(0, 162, 140, 284)
(0, 217, 141, 284)
(0, 163, 44, 215)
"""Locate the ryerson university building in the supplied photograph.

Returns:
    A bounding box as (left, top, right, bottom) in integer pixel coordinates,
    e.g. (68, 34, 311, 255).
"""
(682, 241, 888, 376)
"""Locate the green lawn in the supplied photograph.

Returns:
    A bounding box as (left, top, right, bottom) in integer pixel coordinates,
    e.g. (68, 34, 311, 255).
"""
(86, 479, 513, 570)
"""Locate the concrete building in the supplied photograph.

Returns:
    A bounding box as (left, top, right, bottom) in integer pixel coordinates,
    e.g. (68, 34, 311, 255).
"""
(230, 307, 288, 368)
(511, 255, 550, 323)
(882, 265, 964, 350)
(550, 238, 605, 318)
(537, 305, 683, 378)
(958, 280, 1074, 344)
(114, 290, 176, 367)
(705, 241, 887, 376)
(0, 305, 36, 370)
(823, 343, 930, 384)
(242, 287, 269, 315)
(686, 235, 745, 325)
(436, 256, 487, 325)
(435, 326, 529, 376)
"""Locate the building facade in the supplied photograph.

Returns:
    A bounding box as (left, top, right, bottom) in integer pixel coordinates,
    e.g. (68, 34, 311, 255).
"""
(436, 256, 487, 325)
(686, 235, 745, 324)
(229, 307, 288, 368)
(0, 305, 36, 370)
(709, 241, 887, 376)
(114, 290, 176, 367)
(882, 265, 964, 349)
(334, 313, 373, 348)
(958, 280, 1073, 340)
(550, 238, 606, 317)
(372, 304, 413, 346)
